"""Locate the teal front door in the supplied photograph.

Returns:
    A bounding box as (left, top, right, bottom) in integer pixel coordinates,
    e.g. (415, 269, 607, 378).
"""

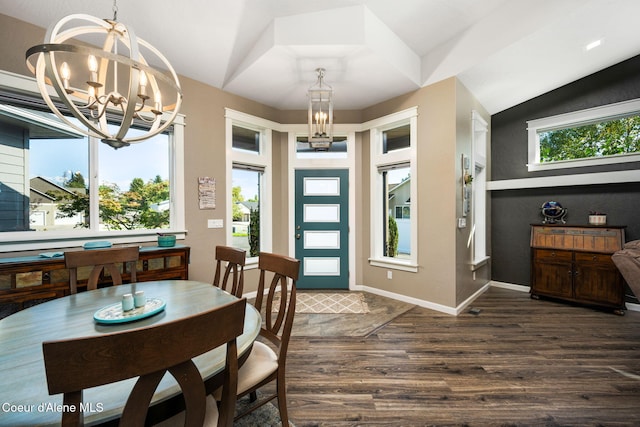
(295, 169, 349, 289)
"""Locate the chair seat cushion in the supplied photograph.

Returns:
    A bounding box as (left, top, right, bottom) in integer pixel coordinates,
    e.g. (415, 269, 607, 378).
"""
(213, 340, 278, 400)
(237, 341, 279, 394)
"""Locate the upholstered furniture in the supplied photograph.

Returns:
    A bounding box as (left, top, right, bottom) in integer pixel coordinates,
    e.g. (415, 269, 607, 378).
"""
(612, 240, 640, 301)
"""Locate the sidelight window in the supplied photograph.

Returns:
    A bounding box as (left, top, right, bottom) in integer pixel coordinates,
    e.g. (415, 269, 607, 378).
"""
(226, 109, 273, 263)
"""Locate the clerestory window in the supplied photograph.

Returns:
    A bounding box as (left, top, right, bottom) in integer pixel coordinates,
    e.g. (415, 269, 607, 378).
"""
(527, 98, 640, 171)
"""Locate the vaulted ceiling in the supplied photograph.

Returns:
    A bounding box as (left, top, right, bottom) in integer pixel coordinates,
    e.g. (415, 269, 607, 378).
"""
(2, 0, 640, 114)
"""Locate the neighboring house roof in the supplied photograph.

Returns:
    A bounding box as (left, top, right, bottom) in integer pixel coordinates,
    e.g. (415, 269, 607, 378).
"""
(30, 176, 75, 198)
(239, 201, 259, 211)
(29, 187, 56, 202)
(388, 178, 411, 205)
(388, 177, 410, 194)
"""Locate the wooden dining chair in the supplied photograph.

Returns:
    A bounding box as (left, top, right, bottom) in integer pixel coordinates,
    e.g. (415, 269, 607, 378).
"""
(212, 246, 246, 298)
(215, 252, 300, 425)
(64, 246, 139, 294)
(42, 298, 247, 427)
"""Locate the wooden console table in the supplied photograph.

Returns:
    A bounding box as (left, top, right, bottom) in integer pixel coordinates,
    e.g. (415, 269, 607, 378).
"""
(530, 225, 626, 314)
(0, 245, 190, 319)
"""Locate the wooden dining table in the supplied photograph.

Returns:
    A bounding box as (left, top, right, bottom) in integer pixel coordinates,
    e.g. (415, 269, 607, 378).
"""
(0, 280, 260, 426)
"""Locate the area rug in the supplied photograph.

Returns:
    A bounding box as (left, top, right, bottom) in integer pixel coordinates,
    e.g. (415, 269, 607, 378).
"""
(257, 291, 415, 337)
(295, 292, 370, 314)
(234, 392, 293, 426)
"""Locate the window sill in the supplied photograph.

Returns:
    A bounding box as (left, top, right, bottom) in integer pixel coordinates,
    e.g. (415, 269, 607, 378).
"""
(469, 256, 490, 271)
(527, 152, 640, 172)
(244, 257, 259, 270)
(369, 257, 418, 273)
(0, 230, 187, 253)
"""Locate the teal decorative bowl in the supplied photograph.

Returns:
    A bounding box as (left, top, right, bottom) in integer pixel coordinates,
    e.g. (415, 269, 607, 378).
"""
(83, 241, 113, 250)
(157, 235, 176, 247)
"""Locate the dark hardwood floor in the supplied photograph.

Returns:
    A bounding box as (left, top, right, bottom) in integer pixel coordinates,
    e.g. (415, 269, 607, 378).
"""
(283, 287, 640, 426)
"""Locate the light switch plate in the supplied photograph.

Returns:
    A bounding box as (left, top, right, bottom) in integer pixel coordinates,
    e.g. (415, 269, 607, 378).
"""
(207, 219, 223, 228)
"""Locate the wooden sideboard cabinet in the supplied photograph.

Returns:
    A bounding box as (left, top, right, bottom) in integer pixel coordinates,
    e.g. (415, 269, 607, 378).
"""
(0, 245, 190, 319)
(530, 225, 626, 314)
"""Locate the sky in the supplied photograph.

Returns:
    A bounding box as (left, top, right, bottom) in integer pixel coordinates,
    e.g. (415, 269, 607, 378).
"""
(30, 131, 169, 190)
(232, 168, 259, 201)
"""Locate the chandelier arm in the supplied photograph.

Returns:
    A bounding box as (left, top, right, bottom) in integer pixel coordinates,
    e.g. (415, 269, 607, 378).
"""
(37, 52, 110, 140)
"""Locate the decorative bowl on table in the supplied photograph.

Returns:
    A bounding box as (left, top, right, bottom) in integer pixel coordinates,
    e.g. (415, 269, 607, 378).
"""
(157, 234, 176, 247)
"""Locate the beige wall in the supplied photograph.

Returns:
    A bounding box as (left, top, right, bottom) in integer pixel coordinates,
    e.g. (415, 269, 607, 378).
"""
(177, 76, 279, 290)
(359, 79, 458, 307)
(1, 13, 491, 310)
(0, 14, 46, 76)
(454, 79, 491, 306)
(357, 78, 491, 309)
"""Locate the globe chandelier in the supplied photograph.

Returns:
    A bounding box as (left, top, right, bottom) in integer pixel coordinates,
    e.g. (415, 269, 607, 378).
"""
(307, 68, 333, 149)
(25, 1, 182, 149)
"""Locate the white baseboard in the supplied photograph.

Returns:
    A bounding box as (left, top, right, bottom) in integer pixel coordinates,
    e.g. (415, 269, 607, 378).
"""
(355, 283, 494, 316)
(625, 302, 640, 313)
(354, 285, 457, 315)
(489, 280, 530, 292)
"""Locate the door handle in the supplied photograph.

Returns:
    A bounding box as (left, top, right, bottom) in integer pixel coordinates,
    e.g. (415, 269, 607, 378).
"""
(296, 233, 301, 239)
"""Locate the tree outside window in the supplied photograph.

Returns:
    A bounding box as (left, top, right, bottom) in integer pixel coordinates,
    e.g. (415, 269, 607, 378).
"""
(231, 168, 261, 255)
(539, 115, 640, 162)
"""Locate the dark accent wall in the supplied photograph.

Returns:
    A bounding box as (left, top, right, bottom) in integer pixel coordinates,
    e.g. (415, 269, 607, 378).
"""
(491, 55, 640, 303)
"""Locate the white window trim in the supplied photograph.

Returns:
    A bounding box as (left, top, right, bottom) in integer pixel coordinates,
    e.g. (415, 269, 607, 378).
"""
(527, 98, 640, 171)
(470, 111, 489, 270)
(225, 108, 274, 268)
(0, 70, 186, 252)
(367, 107, 418, 272)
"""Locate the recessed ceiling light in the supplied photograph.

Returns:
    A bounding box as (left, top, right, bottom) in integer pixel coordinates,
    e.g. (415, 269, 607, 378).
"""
(585, 39, 602, 51)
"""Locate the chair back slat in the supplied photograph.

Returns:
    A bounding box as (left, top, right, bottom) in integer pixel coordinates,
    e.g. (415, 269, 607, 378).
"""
(254, 252, 300, 352)
(64, 246, 139, 294)
(43, 298, 246, 427)
(213, 246, 246, 297)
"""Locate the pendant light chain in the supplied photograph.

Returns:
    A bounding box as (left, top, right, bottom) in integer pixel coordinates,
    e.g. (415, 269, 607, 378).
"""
(112, 0, 118, 21)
